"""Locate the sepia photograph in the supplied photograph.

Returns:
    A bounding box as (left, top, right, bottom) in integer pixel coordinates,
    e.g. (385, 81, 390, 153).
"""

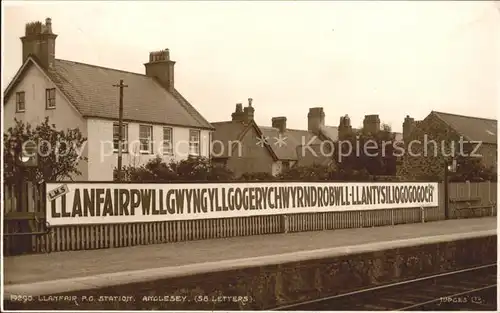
(1, 0, 498, 311)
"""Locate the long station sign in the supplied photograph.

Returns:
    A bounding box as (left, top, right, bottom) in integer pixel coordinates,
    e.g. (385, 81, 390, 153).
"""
(45, 182, 439, 226)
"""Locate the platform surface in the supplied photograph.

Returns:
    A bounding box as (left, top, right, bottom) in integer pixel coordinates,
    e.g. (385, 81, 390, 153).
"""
(3, 217, 496, 286)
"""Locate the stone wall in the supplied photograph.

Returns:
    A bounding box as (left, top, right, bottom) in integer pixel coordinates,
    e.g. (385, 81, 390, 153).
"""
(4, 235, 496, 310)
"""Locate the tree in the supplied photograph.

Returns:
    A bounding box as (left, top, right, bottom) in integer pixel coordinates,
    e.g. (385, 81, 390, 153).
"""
(334, 123, 398, 177)
(449, 155, 497, 182)
(3, 118, 87, 184)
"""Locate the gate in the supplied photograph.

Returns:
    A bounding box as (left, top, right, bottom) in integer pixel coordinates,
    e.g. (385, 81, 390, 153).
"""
(3, 183, 49, 256)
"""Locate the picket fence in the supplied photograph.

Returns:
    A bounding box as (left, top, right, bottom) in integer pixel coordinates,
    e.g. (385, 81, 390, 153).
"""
(3, 181, 497, 256)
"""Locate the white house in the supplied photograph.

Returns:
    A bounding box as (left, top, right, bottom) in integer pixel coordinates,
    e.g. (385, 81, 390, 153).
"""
(3, 18, 214, 181)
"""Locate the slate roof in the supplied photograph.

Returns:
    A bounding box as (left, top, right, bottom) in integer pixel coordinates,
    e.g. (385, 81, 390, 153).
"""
(211, 119, 404, 162)
(6, 56, 213, 129)
(211, 121, 322, 161)
(210, 121, 249, 158)
(433, 111, 497, 145)
(211, 121, 278, 159)
(260, 126, 323, 160)
(320, 126, 339, 142)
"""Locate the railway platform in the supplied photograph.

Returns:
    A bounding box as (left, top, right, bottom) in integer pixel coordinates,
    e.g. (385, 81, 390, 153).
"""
(3, 217, 497, 310)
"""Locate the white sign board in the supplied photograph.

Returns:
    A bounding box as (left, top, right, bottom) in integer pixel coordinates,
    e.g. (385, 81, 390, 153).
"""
(45, 182, 439, 226)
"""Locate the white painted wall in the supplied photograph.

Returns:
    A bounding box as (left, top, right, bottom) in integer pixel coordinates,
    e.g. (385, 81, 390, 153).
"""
(87, 118, 212, 181)
(3, 61, 214, 182)
(3, 62, 89, 180)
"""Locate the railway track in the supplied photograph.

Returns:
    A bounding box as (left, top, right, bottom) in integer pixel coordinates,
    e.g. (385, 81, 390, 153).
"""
(272, 263, 497, 311)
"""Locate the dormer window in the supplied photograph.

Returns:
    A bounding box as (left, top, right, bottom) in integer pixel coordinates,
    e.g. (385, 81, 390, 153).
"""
(46, 88, 56, 109)
(16, 91, 25, 112)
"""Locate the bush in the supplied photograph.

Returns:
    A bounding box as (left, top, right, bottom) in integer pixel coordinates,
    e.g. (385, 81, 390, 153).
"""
(117, 157, 410, 183)
(115, 156, 235, 182)
(279, 163, 335, 181)
(238, 172, 277, 181)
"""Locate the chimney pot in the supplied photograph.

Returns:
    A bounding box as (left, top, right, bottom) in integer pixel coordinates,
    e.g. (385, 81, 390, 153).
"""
(145, 48, 175, 90)
(44, 18, 53, 33)
(21, 18, 57, 68)
(272, 117, 287, 133)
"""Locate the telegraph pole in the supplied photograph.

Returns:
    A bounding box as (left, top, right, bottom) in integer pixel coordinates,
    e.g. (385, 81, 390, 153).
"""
(113, 80, 128, 181)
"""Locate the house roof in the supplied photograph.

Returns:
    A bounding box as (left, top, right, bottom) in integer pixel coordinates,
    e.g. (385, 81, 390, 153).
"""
(295, 144, 335, 167)
(211, 118, 405, 162)
(432, 111, 497, 145)
(4, 56, 214, 130)
(320, 126, 339, 142)
(211, 121, 322, 161)
(211, 121, 278, 160)
(260, 126, 323, 160)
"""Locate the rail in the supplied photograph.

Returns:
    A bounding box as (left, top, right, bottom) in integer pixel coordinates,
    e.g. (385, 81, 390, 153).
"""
(271, 263, 497, 311)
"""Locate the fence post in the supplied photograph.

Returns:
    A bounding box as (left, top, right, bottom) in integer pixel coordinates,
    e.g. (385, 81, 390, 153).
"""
(444, 163, 449, 219)
(391, 209, 394, 226)
(421, 206, 425, 223)
(283, 215, 289, 233)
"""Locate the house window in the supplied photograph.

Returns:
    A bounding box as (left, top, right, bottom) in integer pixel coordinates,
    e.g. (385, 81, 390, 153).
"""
(189, 129, 201, 156)
(16, 91, 25, 112)
(163, 127, 173, 155)
(113, 123, 128, 153)
(139, 125, 153, 154)
(46, 88, 56, 109)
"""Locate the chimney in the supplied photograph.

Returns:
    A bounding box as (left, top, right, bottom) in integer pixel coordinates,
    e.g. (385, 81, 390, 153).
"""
(403, 115, 416, 142)
(231, 103, 244, 121)
(308, 107, 325, 134)
(232, 98, 254, 123)
(21, 18, 57, 69)
(144, 49, 175, 91)
(363, 114, 380, 134)
(338, 114, 352, 139)
(272, 117, 287, 133)
(242, 98, 254, 123)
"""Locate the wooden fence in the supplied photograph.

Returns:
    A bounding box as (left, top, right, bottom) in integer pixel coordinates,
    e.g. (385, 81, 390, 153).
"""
(448, 181, 497, 218)
(3, 181, 496, 256)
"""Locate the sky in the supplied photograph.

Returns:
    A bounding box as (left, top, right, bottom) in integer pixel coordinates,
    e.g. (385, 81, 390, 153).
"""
(3, 1, 500, 132)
